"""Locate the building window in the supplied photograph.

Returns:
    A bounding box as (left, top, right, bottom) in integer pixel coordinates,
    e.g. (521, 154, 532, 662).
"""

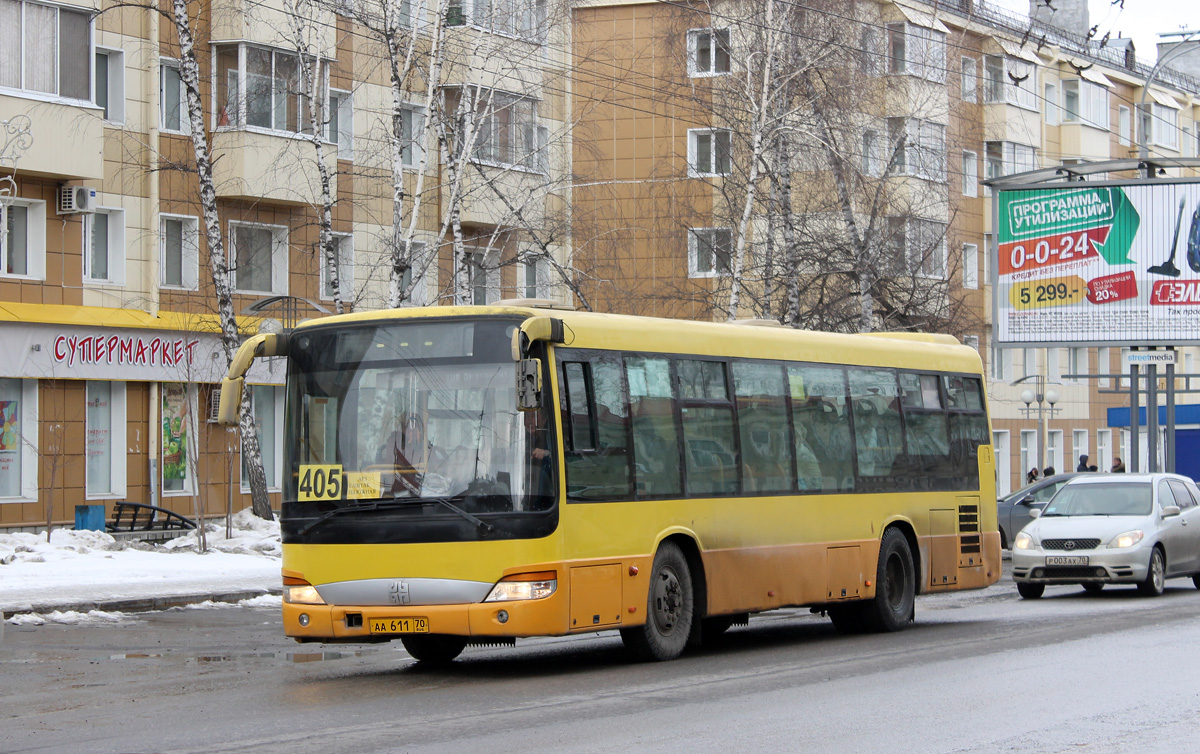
(0, 377, 37, 501)
(398, 104, 425, 167)
(1118, 105, 1131, 146)
(960, 56, 977, 102)
(1044, 82, 1058, 125)
(688, 228, 732, 278)
(962, 242, 978, 289)
(1062, 79, 1109, 129)
(214, 43, 330, 136)
(983, 55, 1037, 110)
(230, 222, 288, 294)
(1073, 429, 1089, 469)
(961, 150, 978, 197)
(901, 219, 946, 279)
(460, 90, 546, 171)
(84, 208, 126, 285)
(0, 0, 91, 100)
(328, 89, 354, 160)
(465, 0, 548, 42)
(887, 118, 946, 181)
(2, 198, 47, 279)
(320, 233, 353, 300)
(887, 23, 946, 83)
(161, 214, 199, 289)
(1140, 102, 1180, 150)
(160, 60, 189, 133)
(455, 246, 500, 305)
(688, 129, 732, 176)
(688, 28, 730, 76)
(86, 381, 127, 498)
(859, 25, 882, 74)
(161, 383, 194, 496)
(241, 385, 283, 490)
(520, 250, 551, 298)
(94, 48, 125, 123)
(992, 342, 1013, 382)
(985, 141, 1036, 181)
(862, 129, 882, 176)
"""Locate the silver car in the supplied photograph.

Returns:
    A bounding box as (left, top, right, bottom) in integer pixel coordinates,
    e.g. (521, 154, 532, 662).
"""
(1011, 473, 1200, 599)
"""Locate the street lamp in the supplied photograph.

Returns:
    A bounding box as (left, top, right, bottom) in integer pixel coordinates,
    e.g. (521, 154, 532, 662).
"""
(1014, 374, 1060, 475)
(1139, 29, 1200, 164)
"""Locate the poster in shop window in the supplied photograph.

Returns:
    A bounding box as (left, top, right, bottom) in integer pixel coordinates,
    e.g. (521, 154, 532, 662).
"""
(996, 182, 1200, 345)
(162, 383, 189, 492)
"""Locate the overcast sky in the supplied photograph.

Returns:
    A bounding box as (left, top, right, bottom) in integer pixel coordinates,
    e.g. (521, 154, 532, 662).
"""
(993, 0, 1199, 64)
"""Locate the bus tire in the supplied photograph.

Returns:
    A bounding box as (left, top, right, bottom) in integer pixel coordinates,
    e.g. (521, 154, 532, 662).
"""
(621, 541, 695, 661)
(860, 528, 916, 633)
(400, 634, 468, 664)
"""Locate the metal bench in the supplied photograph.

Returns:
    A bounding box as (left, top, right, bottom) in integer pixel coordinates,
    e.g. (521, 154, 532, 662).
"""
(106, 502, 196, 543)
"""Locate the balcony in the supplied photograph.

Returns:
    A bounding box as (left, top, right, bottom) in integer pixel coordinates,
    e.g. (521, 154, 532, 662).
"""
(453, 163, 549, 229)
(1, 93, 103, 180)
(211, 129, 337, 206)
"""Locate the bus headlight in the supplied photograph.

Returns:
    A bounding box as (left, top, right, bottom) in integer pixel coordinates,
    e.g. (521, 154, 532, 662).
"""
(283, 576, 326, 605)
(484, 571, 558, 602)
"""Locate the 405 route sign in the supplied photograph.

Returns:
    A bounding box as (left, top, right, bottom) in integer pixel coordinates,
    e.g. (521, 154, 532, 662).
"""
(996, 182, 1200, 345)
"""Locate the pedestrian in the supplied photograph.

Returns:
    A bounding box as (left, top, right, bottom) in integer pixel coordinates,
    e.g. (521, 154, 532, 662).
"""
(1027, 467, 1039, 484)
(1077, 454, 1090, 472)
(1112, 457, 1126, 473)
(1043, 466, 1055, 478)
(1088, 465, 1098, 472)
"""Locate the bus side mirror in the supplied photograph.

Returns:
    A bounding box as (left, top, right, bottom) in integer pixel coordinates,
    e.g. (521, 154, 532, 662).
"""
(517, 358, 542, 411)
(217, 376, 244, 427)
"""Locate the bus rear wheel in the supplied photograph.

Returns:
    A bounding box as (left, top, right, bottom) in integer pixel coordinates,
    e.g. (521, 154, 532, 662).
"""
(860, 528, 915, 633)
(400, 634, 468, 664)
(621, 541, 694, 661)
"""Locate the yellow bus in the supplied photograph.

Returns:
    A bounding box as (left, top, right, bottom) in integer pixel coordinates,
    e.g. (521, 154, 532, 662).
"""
(219, 302, 1001, 663)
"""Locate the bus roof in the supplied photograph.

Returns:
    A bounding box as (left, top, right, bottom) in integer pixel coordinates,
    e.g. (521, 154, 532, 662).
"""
(294, 305, 984, 374)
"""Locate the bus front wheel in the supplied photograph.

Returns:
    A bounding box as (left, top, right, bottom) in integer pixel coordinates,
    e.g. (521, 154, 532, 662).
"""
(621, 541, 695, 661)
(400, 634, 468, 664)
(861, 528, 916, 632)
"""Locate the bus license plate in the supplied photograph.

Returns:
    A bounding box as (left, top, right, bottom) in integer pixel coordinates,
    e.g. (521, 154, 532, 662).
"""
(369, 617, 429, 634)
(1046, 556, 1089, 566)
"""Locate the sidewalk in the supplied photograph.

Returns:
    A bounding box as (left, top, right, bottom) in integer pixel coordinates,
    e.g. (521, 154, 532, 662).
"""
(0, 510, 281, 619)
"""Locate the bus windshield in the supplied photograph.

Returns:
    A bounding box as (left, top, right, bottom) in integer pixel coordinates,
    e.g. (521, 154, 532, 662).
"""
(282, 318, 557, 544)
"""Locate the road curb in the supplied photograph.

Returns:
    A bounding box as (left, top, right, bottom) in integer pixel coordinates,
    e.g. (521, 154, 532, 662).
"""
(2, 588, 282, 619)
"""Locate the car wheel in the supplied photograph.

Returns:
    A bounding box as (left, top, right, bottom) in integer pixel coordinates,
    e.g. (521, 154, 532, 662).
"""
(860, 528, 916, 632)
(1193, 574, 1200, 590)
(1081, 583, 1104, 594)
(621, 541, 694, 661)
(1017, 582, 1045, 599)
(400, 634, 467, 664)
(1138, 548, 1166, 597)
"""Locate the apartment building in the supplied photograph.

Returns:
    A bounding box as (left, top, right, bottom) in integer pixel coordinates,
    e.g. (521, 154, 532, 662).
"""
(0, 0, 570, 530)
(569, 0, 1200, 494)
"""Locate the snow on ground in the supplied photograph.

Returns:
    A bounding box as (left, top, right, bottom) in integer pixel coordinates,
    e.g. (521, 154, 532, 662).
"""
(0, 509, 281, 617)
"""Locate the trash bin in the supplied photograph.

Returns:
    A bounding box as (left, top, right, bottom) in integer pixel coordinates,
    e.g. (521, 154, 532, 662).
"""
(75, 505, 106, 531)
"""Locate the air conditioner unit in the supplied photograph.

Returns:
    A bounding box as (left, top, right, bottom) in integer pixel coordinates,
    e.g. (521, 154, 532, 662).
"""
(58, 186, 96, 215)
(207, 388, 222, 423)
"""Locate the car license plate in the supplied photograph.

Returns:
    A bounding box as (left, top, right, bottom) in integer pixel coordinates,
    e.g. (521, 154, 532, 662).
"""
(369, 617, 429, 634)
(1046, 556, 1089, 566)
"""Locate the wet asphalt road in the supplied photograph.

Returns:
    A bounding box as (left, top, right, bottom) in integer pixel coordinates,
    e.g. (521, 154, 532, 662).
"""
(4, 570, 1200, 754)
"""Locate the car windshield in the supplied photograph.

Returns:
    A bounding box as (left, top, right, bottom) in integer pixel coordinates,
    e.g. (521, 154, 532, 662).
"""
(1041, 483, 1152, 517)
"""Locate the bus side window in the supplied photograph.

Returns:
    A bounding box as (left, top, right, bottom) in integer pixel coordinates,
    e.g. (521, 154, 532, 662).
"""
(627, 356, 682, 497)
(562, 362, 596, 452)
(849, 368, 903, 481)
(788, 364, 853, 492)
(733, 361, 793, 494)
(559, 356, 632, 501)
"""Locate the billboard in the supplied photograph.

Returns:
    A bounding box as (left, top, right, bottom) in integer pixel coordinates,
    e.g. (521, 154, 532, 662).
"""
(995, 181, 1200, 345)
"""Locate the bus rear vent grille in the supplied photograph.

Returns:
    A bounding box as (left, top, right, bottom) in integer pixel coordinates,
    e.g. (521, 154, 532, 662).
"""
(960, 534, 981, 554)
(958, 505, 979, 533)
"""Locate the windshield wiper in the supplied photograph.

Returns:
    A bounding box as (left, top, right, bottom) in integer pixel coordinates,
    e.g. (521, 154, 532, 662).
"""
(296, 496, 497, 538)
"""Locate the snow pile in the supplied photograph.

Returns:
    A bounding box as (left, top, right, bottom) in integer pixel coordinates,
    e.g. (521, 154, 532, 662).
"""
(7, 609, 132, 626)
(0, 512, 282, 616)
(161, 508, 282, 557)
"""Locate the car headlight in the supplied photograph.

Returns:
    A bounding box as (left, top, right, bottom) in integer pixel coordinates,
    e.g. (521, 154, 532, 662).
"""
(484, 571, 558, 602)
(1014, 531, 1036, 550)
(1109, 530, 1144, 549)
